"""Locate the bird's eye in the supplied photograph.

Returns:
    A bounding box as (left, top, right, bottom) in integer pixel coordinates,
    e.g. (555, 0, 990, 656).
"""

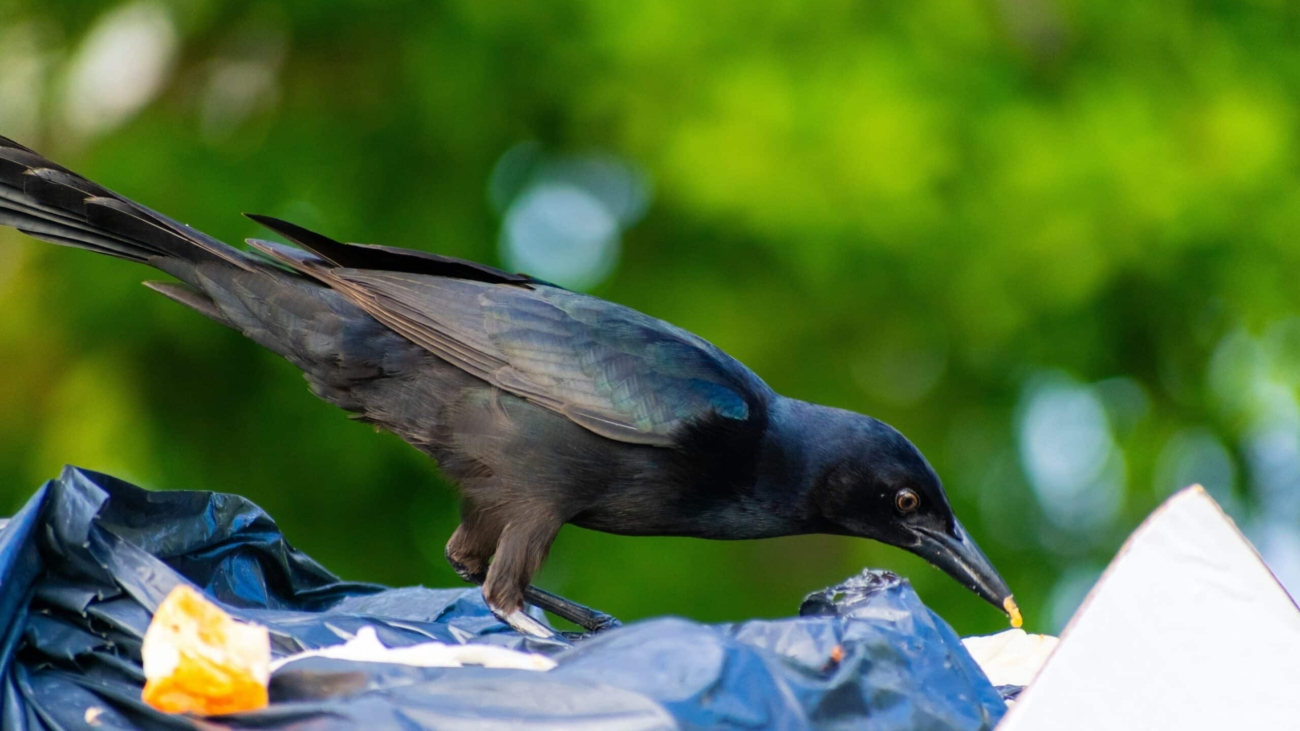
(895, 489, 920, 513)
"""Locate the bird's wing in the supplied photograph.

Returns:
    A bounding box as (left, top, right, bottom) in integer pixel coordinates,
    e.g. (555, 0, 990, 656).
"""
(246, 217, 768, 446)
(244, 214, 543, 286)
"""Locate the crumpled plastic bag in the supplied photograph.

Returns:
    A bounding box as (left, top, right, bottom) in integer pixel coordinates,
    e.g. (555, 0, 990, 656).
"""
(0, 466, 1005, 730)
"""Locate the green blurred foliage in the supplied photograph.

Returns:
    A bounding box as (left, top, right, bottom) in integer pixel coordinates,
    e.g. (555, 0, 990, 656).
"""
(0, 0, 1298, 636)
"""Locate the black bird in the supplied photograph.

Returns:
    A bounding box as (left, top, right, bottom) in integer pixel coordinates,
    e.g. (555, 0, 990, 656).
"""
(0, 136, 1019, 637)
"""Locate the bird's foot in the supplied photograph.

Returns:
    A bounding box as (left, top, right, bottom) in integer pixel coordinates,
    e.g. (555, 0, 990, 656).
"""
(449, 549, 617, 635)
(523, 585, 622, 634)
(577, 610, 623, 633)
(446, 553, 487, 585)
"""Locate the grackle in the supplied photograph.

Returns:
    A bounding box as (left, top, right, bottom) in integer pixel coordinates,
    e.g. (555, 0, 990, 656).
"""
(0, 137, 1018, 637)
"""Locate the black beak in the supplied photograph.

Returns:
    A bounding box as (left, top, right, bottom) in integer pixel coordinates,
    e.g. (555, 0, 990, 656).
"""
(910, 519, 1020, 626)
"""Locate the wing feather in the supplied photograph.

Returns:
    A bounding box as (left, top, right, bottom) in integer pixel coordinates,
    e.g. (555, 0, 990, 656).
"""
(249, 219, 768, 445)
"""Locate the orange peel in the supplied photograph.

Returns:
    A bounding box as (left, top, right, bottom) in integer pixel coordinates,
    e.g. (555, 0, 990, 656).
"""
(141, 585, 270, 715)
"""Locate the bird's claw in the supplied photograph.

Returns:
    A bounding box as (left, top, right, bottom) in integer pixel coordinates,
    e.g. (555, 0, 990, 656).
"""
(446, 553, 487, 585)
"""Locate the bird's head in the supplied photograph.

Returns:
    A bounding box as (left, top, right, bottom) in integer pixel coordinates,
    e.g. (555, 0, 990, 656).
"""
(795, 406, 1019, 624)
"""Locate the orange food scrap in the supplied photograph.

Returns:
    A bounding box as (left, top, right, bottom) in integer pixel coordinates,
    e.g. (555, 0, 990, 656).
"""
(830, 645, 845, 663)
(1004, 596, 1024, 629)
(141, 585, 270, 715)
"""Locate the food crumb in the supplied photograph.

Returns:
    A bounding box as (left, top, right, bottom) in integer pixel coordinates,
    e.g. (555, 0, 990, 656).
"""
(1004, 596, 1023, 629)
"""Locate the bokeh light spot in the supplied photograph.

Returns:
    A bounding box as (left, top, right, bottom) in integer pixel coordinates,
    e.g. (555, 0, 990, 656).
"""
(1154, 428, 1240, 517)
(1018, 373, 1125, 537)
(501, 184, 620, 291)
(491, 144, 651, 291)
(61, 2, 177, 138)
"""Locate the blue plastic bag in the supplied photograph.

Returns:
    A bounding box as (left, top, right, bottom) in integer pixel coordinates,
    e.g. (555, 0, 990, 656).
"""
(0, 467, 1005, 730)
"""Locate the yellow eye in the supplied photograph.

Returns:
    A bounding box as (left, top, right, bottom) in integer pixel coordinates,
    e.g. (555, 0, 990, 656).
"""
(895, 489, 920, 513)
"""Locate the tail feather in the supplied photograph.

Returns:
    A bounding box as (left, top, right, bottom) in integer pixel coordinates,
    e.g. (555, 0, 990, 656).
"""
(0, 135, 253, 272)
(9, 226, 148, 262)
(0, 135, 408, 402)
(0, 174, 145, 252)
(142, 280, 232, 328)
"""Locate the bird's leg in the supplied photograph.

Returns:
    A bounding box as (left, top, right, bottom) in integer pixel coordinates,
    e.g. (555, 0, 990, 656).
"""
(482, 510, 566, 639)
(446, 512, 621, 635)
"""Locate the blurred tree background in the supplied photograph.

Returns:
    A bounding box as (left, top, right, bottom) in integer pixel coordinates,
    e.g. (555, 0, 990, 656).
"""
(0, 0, 1298, 636)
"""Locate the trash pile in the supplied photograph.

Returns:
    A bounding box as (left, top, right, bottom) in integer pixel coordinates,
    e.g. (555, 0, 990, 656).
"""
(14, 466, 1284, 730)
(0, 467, 1006, 731)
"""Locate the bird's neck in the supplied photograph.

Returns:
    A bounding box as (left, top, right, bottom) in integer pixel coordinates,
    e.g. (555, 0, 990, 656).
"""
(747, 396, 860, 535)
